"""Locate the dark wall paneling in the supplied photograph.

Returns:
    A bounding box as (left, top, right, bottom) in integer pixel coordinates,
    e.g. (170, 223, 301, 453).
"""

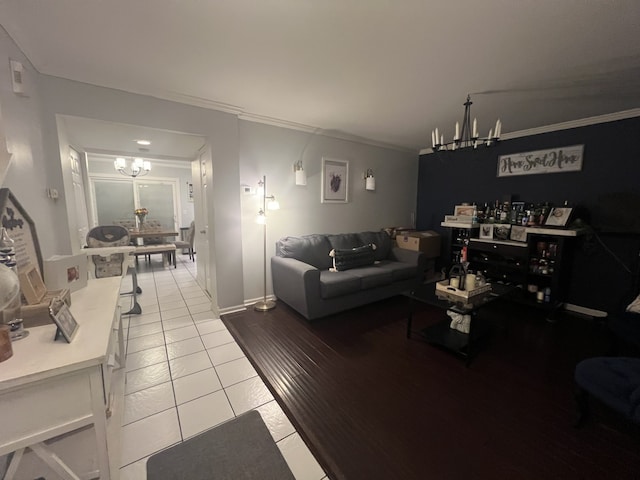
(416, 116, 640, 313)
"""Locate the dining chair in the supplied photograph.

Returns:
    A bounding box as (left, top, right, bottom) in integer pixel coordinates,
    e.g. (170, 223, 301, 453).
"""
(173, 221, 195, 261)
(142, 219, 165, 245)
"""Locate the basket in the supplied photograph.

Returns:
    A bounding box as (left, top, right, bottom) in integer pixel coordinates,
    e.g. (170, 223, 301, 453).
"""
(435, 279, 492, 309)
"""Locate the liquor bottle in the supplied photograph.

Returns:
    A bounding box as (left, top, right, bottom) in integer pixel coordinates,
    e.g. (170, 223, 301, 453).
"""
(500, 201, 509, 223)
(471, 203, 478, 224)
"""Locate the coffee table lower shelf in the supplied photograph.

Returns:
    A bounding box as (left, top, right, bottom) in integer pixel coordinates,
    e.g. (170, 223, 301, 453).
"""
(415, 320, 472, 358)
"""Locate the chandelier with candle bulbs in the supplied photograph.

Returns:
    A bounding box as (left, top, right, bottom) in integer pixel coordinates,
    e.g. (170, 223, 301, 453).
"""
(430, 95, 502, 152)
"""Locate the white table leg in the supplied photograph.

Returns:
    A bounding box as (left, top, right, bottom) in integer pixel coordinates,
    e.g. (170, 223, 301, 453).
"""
(3, 448, 24, 480)
(89, 371, 111, 480)
(30, 442, 81, 480)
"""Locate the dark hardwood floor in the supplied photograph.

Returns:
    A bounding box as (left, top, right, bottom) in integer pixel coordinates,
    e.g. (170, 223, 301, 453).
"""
(222, 296, 640, 480)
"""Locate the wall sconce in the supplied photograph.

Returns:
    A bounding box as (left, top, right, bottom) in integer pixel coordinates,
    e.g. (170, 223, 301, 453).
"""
(294, 160, 307, 186)
(365, 169, 376, 191)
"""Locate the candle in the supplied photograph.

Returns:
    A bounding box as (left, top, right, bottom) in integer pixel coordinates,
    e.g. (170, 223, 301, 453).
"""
(450, 277, 460, 288)
(435, 128, 439, 145)
(472, 118, 478, 138)
(455, 122, 460, 140)
(496, 119, 501, 138)
(487, 128, 493, 145)
(432, 130, 436, 148)
(465, 273, 476, 290)
(440, 134, 444, 146)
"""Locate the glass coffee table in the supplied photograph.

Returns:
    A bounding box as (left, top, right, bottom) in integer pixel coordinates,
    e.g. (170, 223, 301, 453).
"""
(404, 281, 516, 365)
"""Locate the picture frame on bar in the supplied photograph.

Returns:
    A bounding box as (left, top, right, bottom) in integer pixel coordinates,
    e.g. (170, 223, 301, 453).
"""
(544, 207, 573, 227)
(479, 224, 494, 240)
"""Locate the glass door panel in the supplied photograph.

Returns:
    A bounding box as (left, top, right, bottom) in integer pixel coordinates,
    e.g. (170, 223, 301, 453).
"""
(94, 179, 135, 225)
(136, 182, 177, 230)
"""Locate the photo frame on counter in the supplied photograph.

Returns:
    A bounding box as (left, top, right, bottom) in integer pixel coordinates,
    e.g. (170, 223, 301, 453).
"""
(479, 224, 494, 240)
(49, 297, 78, 343)
(494, 224, 512, 241)
(454, 204, 475, 217)
(544, 207, 573, 227)
(18, 264, 47, 304)
(510, 225, 527, 242)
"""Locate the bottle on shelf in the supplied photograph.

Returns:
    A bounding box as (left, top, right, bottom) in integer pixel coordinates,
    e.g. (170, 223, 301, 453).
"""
(471, 203, 478, 224)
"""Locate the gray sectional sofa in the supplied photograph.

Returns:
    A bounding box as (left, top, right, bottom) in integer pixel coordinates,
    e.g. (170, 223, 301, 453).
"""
(271, 231, 426, 320)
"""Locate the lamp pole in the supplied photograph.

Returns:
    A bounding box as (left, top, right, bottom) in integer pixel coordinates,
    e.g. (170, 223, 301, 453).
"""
(255, 175, 276, 311)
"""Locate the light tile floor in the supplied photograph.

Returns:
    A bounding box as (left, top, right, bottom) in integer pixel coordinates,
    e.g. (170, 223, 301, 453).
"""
(119, 255, 328, 480)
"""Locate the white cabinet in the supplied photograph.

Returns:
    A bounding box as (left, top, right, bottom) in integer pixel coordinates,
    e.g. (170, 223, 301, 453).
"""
(0, 277, 125, 480)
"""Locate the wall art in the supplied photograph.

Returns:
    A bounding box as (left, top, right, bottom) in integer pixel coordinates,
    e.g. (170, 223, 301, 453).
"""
(497, 145, 583, 178)
(321, 157, 349, 203)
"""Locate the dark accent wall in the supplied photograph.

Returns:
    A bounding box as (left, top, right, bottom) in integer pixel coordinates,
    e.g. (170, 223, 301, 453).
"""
(417, 116, 640, 314)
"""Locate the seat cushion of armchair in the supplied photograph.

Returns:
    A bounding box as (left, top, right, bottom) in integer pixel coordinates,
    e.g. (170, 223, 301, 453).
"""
(575, 356, 640, 423)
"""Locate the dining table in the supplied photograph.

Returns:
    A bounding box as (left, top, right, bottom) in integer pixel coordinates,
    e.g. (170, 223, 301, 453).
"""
(128, 229, 179, 241)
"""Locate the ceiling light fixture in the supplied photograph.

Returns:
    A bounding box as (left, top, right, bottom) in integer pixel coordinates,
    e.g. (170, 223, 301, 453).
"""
(431, 95, 502, 151)
(135, 139, 151, 146)
(114, 157, 151, 177)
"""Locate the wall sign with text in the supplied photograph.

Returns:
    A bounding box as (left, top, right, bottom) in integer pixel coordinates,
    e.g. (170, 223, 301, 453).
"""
(497, 145, 584, 178)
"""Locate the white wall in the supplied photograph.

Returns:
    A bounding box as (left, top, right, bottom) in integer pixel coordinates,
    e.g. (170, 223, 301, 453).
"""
(239, 121, 418, 303)
(0, 27, 420, 311)
(0, 27, 64, 258)
(36, 74, 244, 310)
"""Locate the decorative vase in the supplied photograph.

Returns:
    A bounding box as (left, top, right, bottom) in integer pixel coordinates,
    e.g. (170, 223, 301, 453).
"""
(136, 214, 146, 229)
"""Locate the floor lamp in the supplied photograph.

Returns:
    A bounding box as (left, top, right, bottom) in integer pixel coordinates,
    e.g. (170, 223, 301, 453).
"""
(254, 175, 279, 311)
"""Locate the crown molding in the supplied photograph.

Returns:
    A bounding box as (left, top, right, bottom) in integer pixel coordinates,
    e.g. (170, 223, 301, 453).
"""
(418, 108, 640, 156)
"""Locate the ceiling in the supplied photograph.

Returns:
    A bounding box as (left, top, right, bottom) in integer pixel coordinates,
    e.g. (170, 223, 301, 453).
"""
(60, 115, 206, 161)
(2, 1, 640, 152)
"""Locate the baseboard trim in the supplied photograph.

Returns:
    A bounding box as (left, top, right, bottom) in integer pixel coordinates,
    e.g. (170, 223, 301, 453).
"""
(219, 304, 247, 316)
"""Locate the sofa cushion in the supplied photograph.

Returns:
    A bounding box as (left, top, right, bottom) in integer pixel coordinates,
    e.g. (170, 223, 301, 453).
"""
(276, 234, 332, 270)
(358, 231, 392, 260)
(375, 260, 417, 281)
(329, 244, 376, 271)
(319, 270, 362, 299)
(346, 265, 393, 289)
(327, 233, 361, 250)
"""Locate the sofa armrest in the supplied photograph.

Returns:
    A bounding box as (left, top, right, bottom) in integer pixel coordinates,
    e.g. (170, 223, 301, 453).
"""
(271, 256, 321, 319)
(388, 247, 427, 270)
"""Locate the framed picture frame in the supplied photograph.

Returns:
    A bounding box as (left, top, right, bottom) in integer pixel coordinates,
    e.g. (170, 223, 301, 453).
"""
(454, 205, 475, 217)
(494, 224, 512, 240)
(49, 297, 79, 343)
(510, 225, 527, 242)
(18, 264, 47, 304)
(544, 207, 573, 227)
(479, 224, 494, 240)
(321, 157, 349, 203)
